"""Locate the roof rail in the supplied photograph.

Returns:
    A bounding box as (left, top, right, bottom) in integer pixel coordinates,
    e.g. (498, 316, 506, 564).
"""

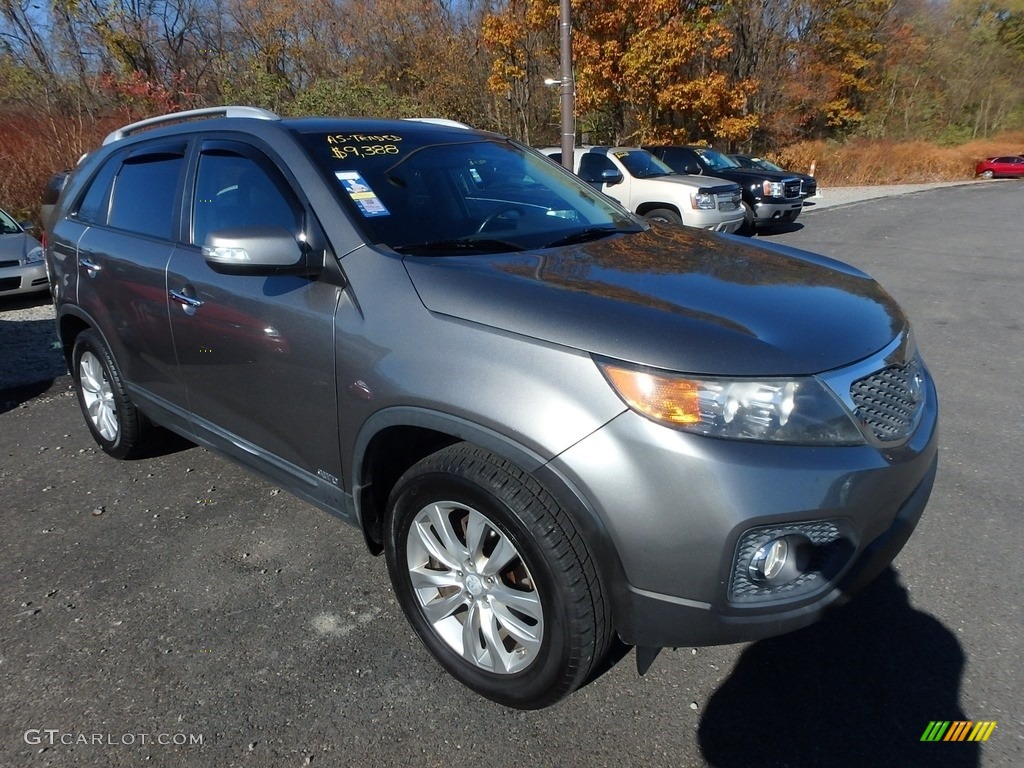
(402, 117, 472, 130)
(103, 106, 281, 146)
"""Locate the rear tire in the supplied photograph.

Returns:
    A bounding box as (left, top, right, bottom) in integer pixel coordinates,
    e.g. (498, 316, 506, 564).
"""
(384, 443, 610, 709)
(71, 330, 155, 459)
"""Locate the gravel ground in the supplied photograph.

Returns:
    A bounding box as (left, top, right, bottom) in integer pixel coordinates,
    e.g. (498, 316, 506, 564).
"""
(0, 178, 986, 402)
(0, 294, 67, 412)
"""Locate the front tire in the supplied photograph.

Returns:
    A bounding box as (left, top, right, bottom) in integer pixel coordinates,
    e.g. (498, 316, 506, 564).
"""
(385, 443, 609, 709)
(643, 208, 682, 226)
(71, 330, 154, 459)
(740, 201, 756, 235)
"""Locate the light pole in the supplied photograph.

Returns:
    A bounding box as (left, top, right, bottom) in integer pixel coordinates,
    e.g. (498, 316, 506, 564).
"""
(558, 0, 574, 171)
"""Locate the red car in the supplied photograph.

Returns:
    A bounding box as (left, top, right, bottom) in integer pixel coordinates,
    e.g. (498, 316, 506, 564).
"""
(975, 155, 1024, 178)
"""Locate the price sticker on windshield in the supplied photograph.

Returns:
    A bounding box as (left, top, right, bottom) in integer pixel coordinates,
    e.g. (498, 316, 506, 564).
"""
(335, 171, 390, 217)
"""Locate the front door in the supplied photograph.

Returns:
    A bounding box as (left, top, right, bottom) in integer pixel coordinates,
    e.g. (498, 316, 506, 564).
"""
(166, 140, 344, 506)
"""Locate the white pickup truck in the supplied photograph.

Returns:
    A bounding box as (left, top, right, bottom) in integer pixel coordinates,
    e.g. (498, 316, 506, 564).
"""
(540, 146, 744, 233)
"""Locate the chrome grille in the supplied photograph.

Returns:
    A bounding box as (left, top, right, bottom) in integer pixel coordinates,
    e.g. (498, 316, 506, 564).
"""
(851, 355, 925, 443)
(717, 191, 741, 211)
(783, 179, 802, 199)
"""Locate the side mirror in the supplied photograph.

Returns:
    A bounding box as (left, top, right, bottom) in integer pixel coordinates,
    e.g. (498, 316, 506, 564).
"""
(600, 168, 624, 186)
(683, 163, 701, 175)
(19, 220, 37, 234)
(202, 227, 323, 275)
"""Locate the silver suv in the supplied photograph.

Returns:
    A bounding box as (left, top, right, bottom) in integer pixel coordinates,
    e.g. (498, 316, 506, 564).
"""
(47, 107, 938, 709)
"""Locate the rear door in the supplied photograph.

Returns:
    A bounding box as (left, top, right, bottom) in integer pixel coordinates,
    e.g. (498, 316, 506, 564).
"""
(166, 138, 345, 505)
(69, 142, 187, 420)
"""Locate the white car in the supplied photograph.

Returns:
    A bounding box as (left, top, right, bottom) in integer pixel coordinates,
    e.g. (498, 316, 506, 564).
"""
(0, 207, 47, 297)
(540, 146, 744, 233)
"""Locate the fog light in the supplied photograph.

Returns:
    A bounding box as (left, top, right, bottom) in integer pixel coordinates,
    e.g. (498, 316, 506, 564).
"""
(749, 538, 789, 583)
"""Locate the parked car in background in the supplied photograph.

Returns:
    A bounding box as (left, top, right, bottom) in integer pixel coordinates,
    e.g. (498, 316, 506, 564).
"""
(729, 154, 819, 199)
(47, 106, 938, 709)
(644, 145, 803, 233)
(0, 206, 47, 297)
(539, 146, 744, 233)
(974, 155, 1024, 179)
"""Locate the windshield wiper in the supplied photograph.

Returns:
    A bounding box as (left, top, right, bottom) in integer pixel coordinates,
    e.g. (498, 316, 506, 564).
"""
(542, 226, 627, 248)
(392, 238, 525, 255)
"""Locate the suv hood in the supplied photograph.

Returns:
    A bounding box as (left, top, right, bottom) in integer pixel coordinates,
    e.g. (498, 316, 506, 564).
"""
(647, 174, 737, 193)
(402, 226, 904, 376)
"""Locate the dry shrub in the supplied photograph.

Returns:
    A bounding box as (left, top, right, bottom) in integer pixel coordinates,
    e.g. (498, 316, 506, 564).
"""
(0, 110, 117, 225)
(774, 132, 1024, 186)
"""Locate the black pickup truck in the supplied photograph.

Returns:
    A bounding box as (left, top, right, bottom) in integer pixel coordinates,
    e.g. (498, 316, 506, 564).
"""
(644, 145, 803, 233)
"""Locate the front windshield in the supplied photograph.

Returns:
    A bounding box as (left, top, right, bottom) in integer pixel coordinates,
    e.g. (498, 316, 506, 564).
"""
(694, 148, 741, 172)
(0, 208, 21, 235)
(297, 131, 640, 254)
(613, 150, 675, 179)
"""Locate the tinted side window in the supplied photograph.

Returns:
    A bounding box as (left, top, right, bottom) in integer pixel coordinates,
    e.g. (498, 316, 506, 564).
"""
(76, 156, 121, 225)
(192, 151, 300, 247)
(578, 153, 614, 182)
(108, 154, 184, 239)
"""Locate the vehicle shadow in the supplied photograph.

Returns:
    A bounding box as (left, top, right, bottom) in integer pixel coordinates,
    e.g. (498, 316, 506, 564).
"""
(755, 221, 805, 236)
(697, 567, 977, 768)
(0, 295, 67, 413)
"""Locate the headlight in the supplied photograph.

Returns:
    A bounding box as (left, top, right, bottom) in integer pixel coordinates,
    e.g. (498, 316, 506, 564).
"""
(762, 180, 784, 197)
(690, 191, 716, 210)
(25, 246, 44, 264)
(598, 361, 865, 445)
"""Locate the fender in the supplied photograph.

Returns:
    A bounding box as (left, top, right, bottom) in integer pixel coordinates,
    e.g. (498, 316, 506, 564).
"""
(351, 406, 632, 633)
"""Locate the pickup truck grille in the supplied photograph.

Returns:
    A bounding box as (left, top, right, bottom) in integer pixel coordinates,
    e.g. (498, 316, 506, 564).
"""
(783, 179, 802, 199)
(716, 191, 742, 211)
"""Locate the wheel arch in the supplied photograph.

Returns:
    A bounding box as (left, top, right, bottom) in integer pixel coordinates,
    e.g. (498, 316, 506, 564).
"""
(351, 407, 630, 634)
(635, 201, 681, 219)
(57, 308, 94, 369)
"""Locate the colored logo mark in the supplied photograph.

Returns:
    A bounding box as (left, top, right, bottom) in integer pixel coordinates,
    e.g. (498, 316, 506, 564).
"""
(921, 721, 997, 742)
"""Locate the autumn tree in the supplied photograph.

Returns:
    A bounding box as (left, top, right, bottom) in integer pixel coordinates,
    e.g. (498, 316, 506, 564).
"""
(482, 0, 559, 143)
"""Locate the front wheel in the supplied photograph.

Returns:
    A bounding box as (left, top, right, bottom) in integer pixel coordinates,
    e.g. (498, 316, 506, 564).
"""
(980, 170, 994, 179)
(384, 443, 609, 709)
(740, 201, 756, 235)
(643, 208, 682, 226)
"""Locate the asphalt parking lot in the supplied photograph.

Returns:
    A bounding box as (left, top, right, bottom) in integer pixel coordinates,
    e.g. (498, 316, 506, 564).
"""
(1, 181, 1021, 767)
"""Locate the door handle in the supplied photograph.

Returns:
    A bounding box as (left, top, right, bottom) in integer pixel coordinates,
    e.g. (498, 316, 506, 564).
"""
(169, 290, 204, 309)
(80, 257, 102, 272)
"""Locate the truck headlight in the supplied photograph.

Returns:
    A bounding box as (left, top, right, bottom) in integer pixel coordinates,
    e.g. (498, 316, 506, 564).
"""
(598, 361, 864, 445)
(762, 180, 784, 197)
(690, 191, 716, 210)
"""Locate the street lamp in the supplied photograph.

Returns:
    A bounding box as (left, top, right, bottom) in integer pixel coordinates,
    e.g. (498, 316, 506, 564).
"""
(557, 0, 574, 171)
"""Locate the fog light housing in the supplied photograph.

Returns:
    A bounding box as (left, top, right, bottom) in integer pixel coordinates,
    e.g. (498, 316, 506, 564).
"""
(730, 521, 854, 603)
(749, 538, 789, 583)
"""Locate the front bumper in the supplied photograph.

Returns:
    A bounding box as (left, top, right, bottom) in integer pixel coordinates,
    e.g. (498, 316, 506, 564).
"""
(549, 365, 938, 648)
(0, 261, 49, 296)
(686, 208, 745, 234)
(753, 199, 802, 226)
